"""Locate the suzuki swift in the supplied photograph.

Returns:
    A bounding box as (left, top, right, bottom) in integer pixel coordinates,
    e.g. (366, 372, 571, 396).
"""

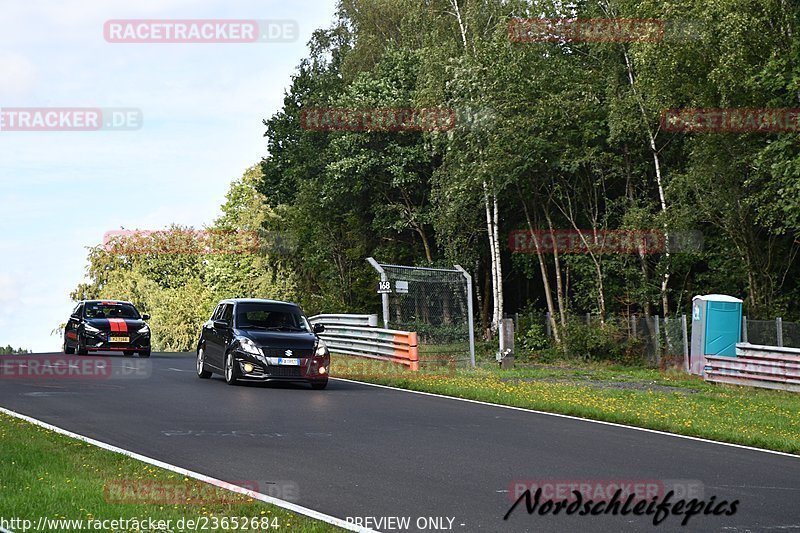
(195, 299, 329, 389)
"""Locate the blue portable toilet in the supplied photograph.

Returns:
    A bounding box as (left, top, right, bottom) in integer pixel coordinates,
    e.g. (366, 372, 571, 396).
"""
(689, 294, 743, 375)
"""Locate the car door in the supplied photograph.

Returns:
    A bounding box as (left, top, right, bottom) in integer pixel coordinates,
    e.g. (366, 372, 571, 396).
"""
(65, 303, 83, 347)
(215, 303, 235, 364)
(202, 304, 224, 369)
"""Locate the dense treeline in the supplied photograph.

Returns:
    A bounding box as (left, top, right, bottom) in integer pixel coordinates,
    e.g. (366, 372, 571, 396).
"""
(72, 167, 298, 351)
(259, 0, 800, 338)
(75, 0, 800, 352)
(0, 346, 30, 355)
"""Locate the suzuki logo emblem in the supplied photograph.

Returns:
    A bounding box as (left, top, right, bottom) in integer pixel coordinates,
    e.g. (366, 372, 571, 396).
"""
(285, 349, 293, 356)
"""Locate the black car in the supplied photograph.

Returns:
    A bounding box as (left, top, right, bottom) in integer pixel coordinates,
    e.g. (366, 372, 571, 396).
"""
(196, 299, 329, 389)
(64, 300, 151, 357)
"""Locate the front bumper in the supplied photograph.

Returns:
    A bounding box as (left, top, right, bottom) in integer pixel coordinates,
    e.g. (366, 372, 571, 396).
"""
(232, 350, 329, 383)
(83, 330, 151, 352)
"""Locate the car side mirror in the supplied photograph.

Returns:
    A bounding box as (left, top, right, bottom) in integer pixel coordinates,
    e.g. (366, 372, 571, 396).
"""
(213, 319, 230, 329)
(312, 323, 325, 334)
(142, 314, 150, 321)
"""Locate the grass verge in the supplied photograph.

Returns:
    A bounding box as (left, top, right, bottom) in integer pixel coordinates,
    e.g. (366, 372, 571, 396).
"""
(0, 411, 341, 532)
(331, 356, 800, 455)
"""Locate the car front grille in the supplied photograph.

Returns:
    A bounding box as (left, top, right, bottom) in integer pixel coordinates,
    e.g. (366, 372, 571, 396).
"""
(268, 366, 302, 378)
(262, 348, 313, 358)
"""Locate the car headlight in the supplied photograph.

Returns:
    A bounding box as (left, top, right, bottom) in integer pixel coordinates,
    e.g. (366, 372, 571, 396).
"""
(137, 325, 150, 334)
(315, 340, 329, 357)
(84, 324, 101, 335)
(238, 337, 262, 356)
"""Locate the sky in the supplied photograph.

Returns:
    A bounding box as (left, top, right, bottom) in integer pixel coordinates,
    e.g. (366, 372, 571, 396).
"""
(0, 0, 338, 351)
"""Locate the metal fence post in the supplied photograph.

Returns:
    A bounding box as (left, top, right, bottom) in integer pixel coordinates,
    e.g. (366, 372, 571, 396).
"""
(366, 257, 390, 329)
(454, 264, 476, 368)
(681, 314, 689, 373)
(664, 315, 672, 358)
(742, 315, 748, 343)
(777, 317, 783, 347)
(653, 315, 661, 366)
(498, 318, 515, 368)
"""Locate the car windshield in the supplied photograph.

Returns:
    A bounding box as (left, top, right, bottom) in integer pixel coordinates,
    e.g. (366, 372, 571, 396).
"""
(84, 302, 141, 319)
(235, 303, 309, 332)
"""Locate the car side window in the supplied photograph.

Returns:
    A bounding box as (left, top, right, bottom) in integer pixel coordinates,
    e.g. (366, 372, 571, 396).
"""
(211, 304, 222, 321)
(221, 304, 234, 324)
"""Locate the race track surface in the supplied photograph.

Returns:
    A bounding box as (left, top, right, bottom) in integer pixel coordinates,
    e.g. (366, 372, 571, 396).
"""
(1, 352, 799, 532)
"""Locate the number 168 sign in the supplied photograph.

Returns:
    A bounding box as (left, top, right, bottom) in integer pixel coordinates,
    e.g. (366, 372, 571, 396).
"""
(377, 281, 392, 294)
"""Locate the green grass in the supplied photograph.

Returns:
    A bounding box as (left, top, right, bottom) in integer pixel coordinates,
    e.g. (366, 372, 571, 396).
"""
(331, 355, 800, 455)
(0, 412, 341, 532)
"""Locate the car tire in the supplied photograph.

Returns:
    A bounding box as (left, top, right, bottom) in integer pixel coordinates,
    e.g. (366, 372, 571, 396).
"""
(139, 350, 151, 358)
(123, 350, 135, 357)
(196, 347, 212, 379)
(76, 335, 88, 356)
(310, 380, 328, 390)
(63, 339, 75, 355)
(224, 351, 239, 386)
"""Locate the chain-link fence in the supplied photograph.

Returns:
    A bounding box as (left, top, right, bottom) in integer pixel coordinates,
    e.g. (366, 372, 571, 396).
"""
(744, 319, 779, 346)
(540, 313, 689, 367)
(368, 259, 474, 368)
(743, 317, 800, 348)
(537, 312, 800, 367)
(618, 314, 688, 367)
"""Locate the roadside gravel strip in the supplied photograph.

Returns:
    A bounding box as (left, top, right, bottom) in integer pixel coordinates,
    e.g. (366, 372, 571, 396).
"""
(1, 352, 799, 532)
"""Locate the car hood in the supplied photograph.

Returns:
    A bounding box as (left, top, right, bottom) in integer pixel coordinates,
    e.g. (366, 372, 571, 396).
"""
(86, 318, 146, 331)
(237, 330, 316, 350)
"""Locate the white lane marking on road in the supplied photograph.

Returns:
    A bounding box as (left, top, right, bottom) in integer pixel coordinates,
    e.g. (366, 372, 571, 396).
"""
(167, 367, 191, 372)
(331, 378, 800, 459)
(0, 406, 376, 533)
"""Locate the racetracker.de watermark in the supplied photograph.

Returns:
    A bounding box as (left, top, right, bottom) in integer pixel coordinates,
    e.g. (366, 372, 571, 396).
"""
(104, 479, 299, 504)
(508, 229, 703, 254)
(661, 108, 800, 133)
(104, 19, 298, 43)
(0, 108, 142, 131)
(299, 107, 457, 132)
(332, 358, 457, 380)
(0, 355, 151, 380)
(508, 479, 704, 502)
(102, 229, 295, 256)
(508, 18, 664, 42)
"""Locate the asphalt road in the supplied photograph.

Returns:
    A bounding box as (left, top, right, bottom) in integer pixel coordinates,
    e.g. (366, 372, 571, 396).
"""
(1, 352, 799, 532)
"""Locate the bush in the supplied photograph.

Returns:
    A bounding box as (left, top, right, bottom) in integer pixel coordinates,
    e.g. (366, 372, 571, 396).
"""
(519, 322, 549, 353)
(560, 318, 636, 364)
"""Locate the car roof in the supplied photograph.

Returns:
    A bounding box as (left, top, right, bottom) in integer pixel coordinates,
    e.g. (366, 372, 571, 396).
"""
(82, 300, 134, 305)
(219, 298, 299, 307)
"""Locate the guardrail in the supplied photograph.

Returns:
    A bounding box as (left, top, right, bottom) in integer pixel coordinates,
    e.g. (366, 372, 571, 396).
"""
(704, 342, 800, 393)
(309, 314, 419, 371)
(309, 314, 378, 327)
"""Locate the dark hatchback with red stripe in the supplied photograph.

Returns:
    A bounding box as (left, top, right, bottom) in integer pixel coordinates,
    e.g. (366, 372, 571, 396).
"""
(63, 300, 151, 357)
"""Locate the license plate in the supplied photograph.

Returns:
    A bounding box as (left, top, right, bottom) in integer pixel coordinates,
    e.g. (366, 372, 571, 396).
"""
(109, 336, 129, 343)
(277, 358, 299, 366)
